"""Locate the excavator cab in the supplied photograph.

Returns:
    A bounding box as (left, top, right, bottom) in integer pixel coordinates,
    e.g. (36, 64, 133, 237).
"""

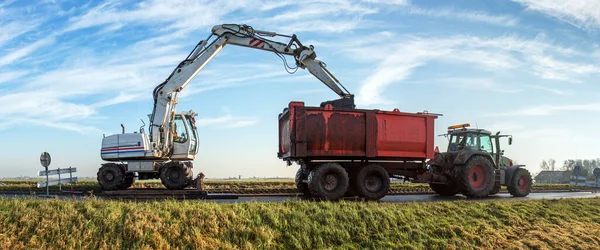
(170, 112, 199, 160)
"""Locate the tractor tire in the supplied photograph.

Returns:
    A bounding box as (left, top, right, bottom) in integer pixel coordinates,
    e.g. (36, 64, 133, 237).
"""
(97, 163, 125, 191)
(456, 156, 495, 198)
(352, 164, 390, 201)
(489, 182, 501, 195)
(429, 182, 460, 196)
(160, 162, 193, 190)
(307, 163, 349, 201)
(295, 165, 311, 196)
(117, 173, 136, 190)
(507, 168, 532, 197)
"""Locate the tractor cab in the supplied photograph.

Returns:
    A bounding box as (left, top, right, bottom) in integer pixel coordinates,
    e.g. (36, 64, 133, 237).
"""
(444, 123, 514, 170)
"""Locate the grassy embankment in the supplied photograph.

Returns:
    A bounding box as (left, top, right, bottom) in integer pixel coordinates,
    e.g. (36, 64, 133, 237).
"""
(1, 197, 600, 249)
(0, 179, 592, 194)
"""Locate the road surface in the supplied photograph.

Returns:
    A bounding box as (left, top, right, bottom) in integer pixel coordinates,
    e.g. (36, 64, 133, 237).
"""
(1, 191, 599, 203)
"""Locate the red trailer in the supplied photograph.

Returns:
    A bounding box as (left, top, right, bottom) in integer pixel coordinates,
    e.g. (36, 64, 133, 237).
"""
(277, 101, 440, 200)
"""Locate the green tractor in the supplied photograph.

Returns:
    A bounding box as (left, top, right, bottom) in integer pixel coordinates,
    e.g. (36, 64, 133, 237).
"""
(427, 123, 532, 198)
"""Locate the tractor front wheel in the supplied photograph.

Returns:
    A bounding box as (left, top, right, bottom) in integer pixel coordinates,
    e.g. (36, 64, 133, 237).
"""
(456, 156, 495, 198)
(508, 168, 532, 197)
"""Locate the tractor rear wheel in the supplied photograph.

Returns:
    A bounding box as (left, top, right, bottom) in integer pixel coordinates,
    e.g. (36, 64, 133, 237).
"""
(295, 165, 311, 196)
(307, 163, 349, 200)
(97, 163, 125, 191)
(160, 162, 193, 190)
(456, 156, 495, 198)
(352, 164, 390, 201)
(429, 182, 460, 196)
(508, 168, 532, 197)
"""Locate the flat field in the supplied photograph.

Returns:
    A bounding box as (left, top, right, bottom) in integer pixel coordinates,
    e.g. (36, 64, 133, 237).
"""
(0, 197, 599, 249)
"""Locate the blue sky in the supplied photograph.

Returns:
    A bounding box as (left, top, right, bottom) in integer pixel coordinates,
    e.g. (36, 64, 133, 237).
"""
(1, 0, 600, 179)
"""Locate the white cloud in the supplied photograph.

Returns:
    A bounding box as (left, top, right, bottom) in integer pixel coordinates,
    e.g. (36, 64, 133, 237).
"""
(526, 85, 573, 95)
(0, 36, 56, 66)
(195, 114, 258, 128)
(429, 78, 523, 93)
(487, 103, 600, 117)
(403, 6, 519, 27)
(512, 0, 600, 31)
(0, 71, 28, 84)
(340, 32, 596, 106)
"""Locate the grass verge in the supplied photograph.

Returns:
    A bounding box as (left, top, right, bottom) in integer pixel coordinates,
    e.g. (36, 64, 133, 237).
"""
(1, 197, 600, 249)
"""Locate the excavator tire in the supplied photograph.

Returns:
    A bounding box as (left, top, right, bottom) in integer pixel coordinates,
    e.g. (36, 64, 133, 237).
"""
(295, 165, 311, 196)
(97, 163, 125, 191)
(118, 173, 136, 190)
(507, 168, 532, 197)
(352, 163, 390, 201)
(160, 162, 192, 190)
(308, 163, 349, 201)
(456, 155, 495, 198)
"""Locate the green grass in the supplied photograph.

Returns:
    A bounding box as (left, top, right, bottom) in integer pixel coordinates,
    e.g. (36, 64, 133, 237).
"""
(1, 197, 600, 249)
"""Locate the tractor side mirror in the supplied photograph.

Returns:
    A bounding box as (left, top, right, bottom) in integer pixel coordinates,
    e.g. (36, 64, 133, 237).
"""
(509, 137, 512, 145)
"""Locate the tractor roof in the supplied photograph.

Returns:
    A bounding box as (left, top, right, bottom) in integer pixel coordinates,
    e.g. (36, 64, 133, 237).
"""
(448, 128, 492, 135)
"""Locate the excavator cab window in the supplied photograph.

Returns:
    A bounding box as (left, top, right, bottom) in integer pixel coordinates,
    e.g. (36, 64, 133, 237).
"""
(173, 116, 188, 143)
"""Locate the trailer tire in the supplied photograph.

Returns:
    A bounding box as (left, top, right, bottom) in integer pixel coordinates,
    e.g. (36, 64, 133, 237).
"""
(295, 165, 311, 196)
(307, 163, 349, 200)
(456, 156, 495, 198)
(507, 168, 532, 197)
(353, 164, 390, 201)
(160, 162, 192, 190)
(97, 163, 125, 191)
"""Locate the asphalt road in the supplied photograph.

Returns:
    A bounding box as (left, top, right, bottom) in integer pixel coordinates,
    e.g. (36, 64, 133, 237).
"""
(1, 191, 599, 203)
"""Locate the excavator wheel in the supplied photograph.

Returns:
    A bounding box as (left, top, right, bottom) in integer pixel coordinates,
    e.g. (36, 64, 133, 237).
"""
(456, 155, 495, 198)
(97, 163, 126, 191)
(507, 168, 532, 197)
(118, 173, 136, 190)
(160, 162, 193, 190)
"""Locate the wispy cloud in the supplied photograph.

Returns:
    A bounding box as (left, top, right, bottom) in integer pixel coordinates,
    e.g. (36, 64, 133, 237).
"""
(196, 114, 259, 129)
(526, 85, 573, 95)
(512, 0, 600, 31)
(429, 78, 523, 93)
(403, 6, 519, 27)
(339, 32, 596, 106)
(487, 103, 600, 117)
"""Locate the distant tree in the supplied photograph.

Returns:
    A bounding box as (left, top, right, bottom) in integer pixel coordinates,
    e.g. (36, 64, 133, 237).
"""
(548, 158, 556, 171)
(540, 160, 550, 171)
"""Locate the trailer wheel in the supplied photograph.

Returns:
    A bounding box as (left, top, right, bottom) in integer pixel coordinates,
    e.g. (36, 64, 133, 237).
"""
(507, 168, 532, 197)
(307, 163, 349, 200)
(456, 156, 495, 198)
(353, 164, 390, 201)
(97, 163, 125, 191)
(295, 165, 311, 196)
(160, 162, 192, 190)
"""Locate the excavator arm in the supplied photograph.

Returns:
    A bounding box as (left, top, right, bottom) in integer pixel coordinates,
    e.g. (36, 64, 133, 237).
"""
(149, 23, 354, 156)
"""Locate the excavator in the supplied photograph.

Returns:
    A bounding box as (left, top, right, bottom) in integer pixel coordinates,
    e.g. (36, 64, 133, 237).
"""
(97, 23, 354, 190)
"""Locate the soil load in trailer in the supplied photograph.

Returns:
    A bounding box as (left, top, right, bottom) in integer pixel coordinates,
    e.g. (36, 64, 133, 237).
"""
(277, 101, 438, 201)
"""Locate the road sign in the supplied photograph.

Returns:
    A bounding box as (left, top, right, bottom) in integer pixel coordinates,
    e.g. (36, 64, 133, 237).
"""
(40, 152, 51, 168)
(594, 168, 600, 178)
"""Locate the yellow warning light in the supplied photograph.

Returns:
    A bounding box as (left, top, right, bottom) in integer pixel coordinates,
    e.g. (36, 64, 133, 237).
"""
(448, 123, 470, 129)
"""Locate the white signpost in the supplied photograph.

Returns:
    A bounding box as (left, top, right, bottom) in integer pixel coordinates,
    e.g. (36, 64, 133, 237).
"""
(37, 152, 78, 196)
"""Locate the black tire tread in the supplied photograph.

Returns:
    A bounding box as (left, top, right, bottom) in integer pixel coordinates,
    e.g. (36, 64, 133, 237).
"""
(307, 163, 349, 200)
(97, 163, 125, 191)
(352, 164, 390, 201)
(456, 155, 495, 198)
(507, 168, 532, 197)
